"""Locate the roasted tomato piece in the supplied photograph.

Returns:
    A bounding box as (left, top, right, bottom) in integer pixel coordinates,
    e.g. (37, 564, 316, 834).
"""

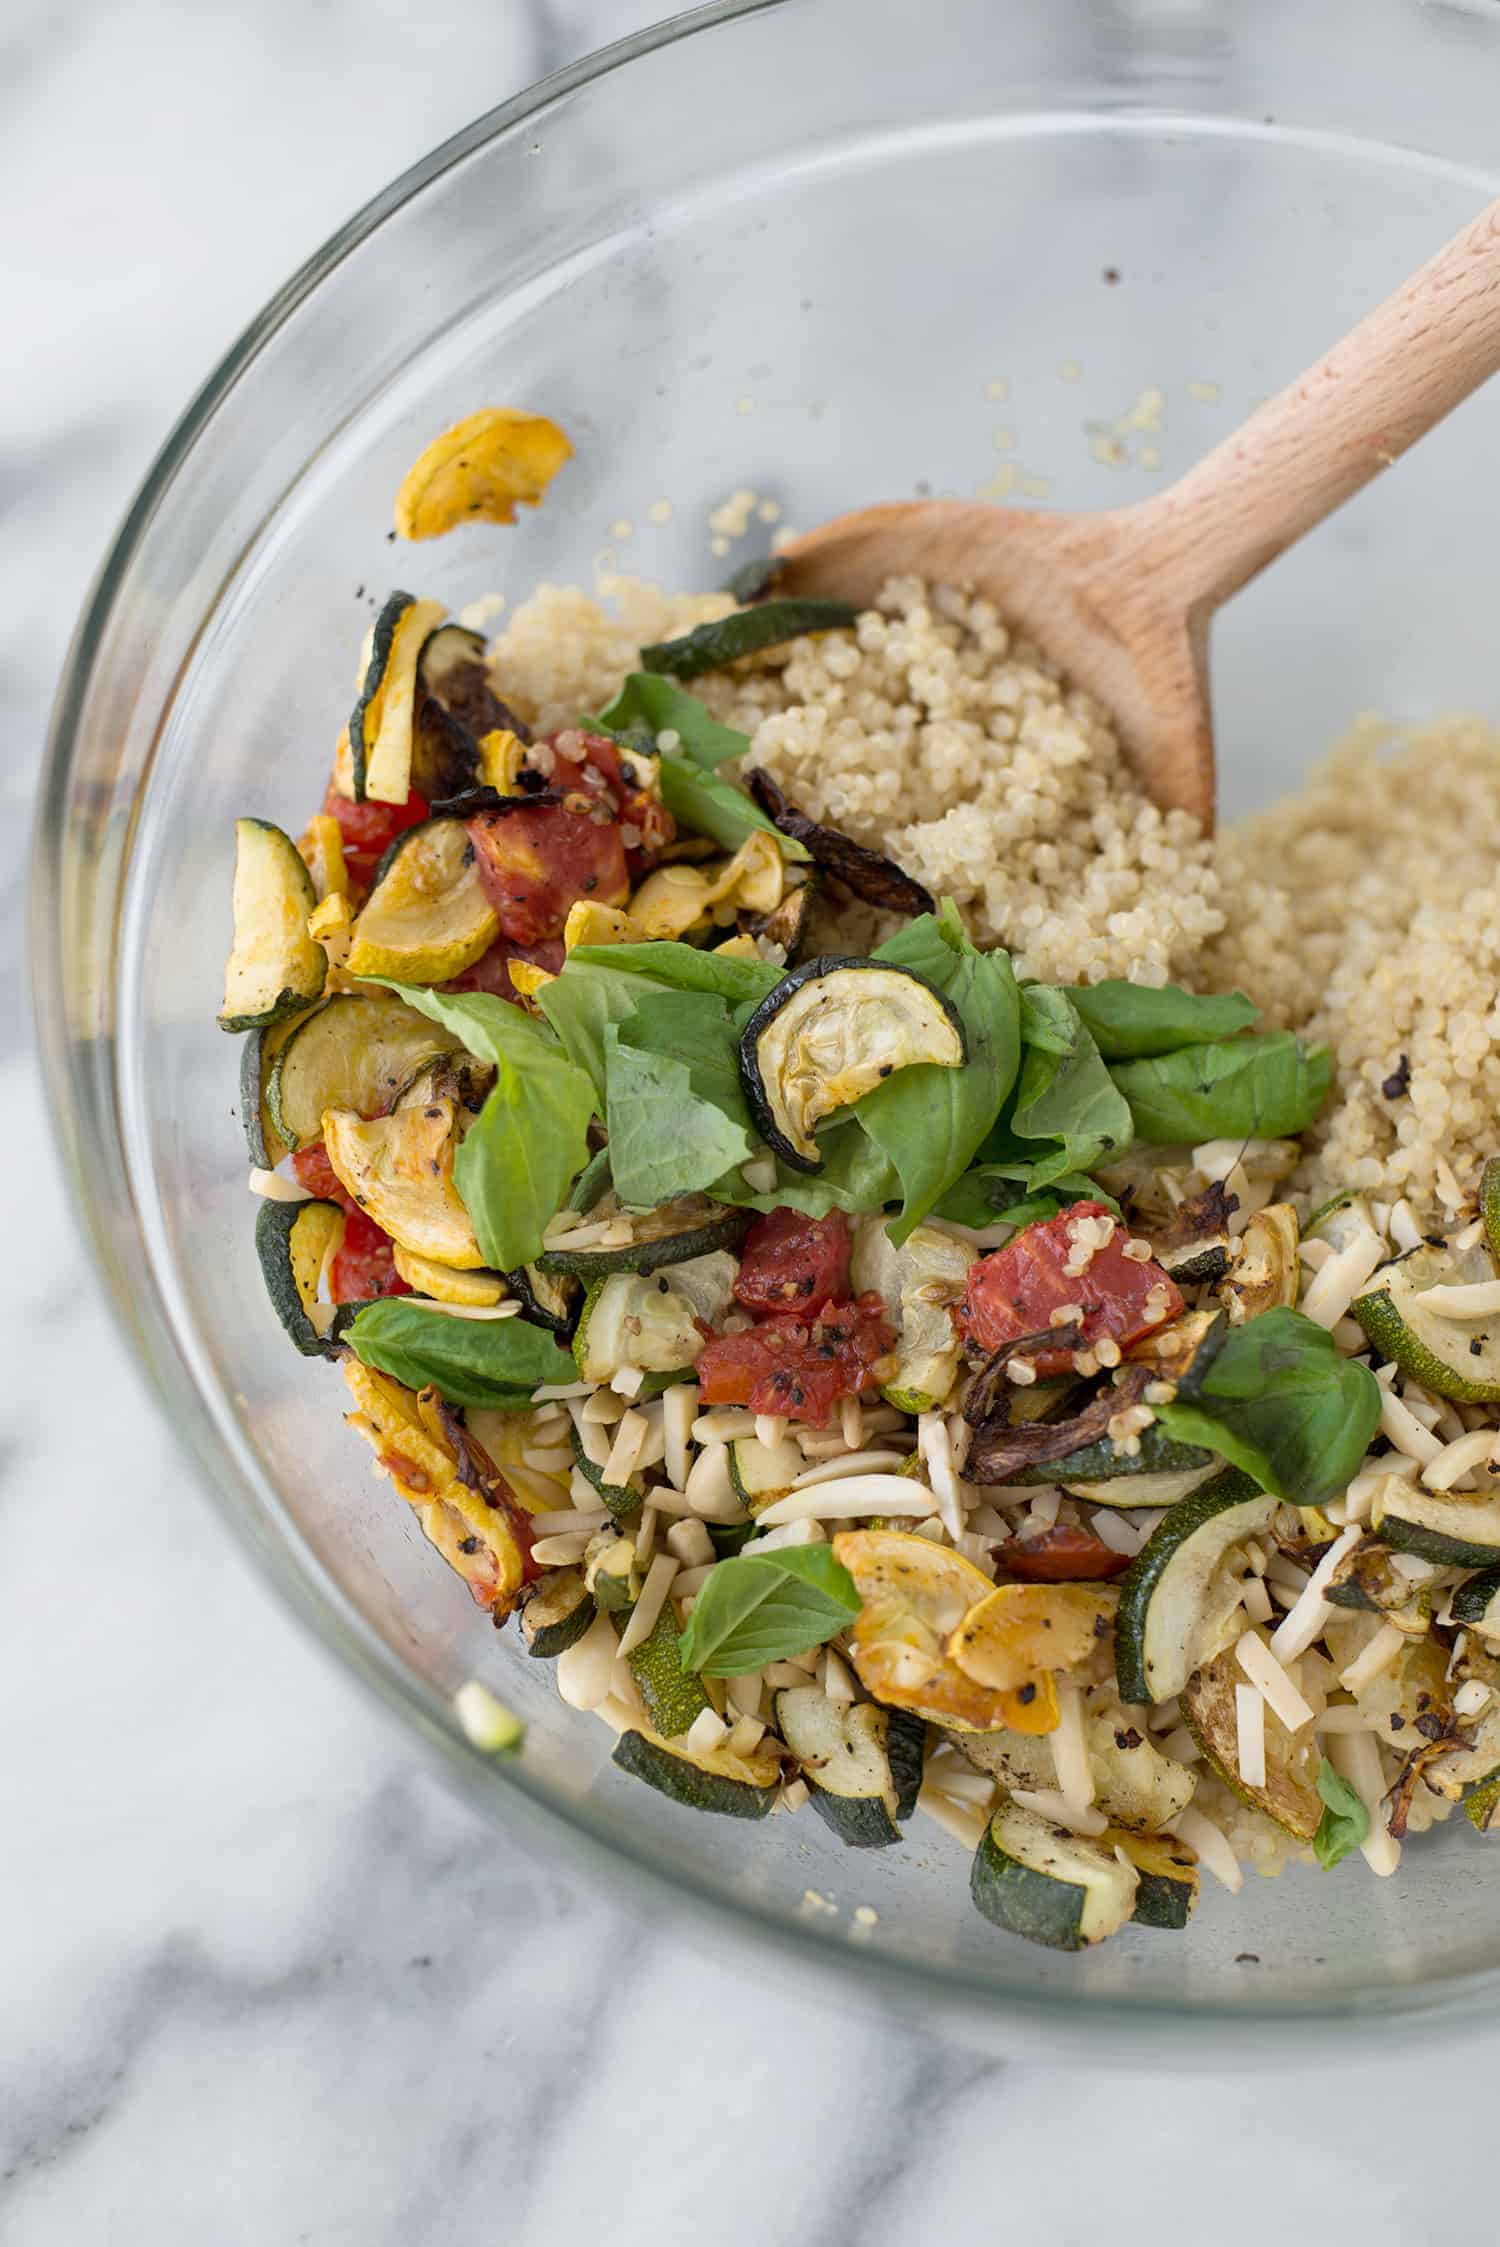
(443, 932, 565, 1001)
(465, 802, 629, 944)
(329, 1207, 411, 1303)
(320, 782, 429, 890)
(289, 1141, 411, 1302)
(734, 1208, 852, 1318)
(957, 1200, 1181, 1378)
(554, 729, 675, 872)
(696, 1293, 895, 1425)
(998, 1526, 1132, 1582)
(290, 1140, 350, 1206)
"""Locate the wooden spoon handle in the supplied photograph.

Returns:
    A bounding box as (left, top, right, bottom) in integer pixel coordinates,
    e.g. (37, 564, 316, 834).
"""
(1133, 195, 1500, 617)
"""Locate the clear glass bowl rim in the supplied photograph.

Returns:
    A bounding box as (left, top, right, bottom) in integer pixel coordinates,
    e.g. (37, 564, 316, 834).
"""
(31, 0, 1500, 2053)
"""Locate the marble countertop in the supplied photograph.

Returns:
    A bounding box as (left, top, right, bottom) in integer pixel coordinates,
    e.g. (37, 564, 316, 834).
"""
(6, 4, 1498, 2239)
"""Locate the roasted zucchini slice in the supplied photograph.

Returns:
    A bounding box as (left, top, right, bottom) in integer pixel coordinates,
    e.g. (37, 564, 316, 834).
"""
(341, 1361, 529, 1617)
(520, 1567, 596, 1658)
(572, 1253, 738, 1384)
(739, 956, 967, 1171)
(1114, 1470, 1277, 1704)
(970, 1801, 1139, 1952)
(1371, 1482, 1500, 1568)
(1219, 1203, 1300, 1324)
(586, 1534, 642, 1613)
(728, 1434, 806, 1513)
(1181, 1638, 1322, 1840)
(1000, 1421, 1217, 1497)
(345, 818, 498, 985)
(266, 989, 466, 1150)
(505, 1262, 580, 1338)
(322, 1099, 483, 1267)
(349, 592, 448, 803)
(393, 407, 573, 541)
(569, 1420, 646, 1520)
(536, 1195, 750, 1280)
(742, 875, 817, 965)
(218, 818, 326, 1032)
(849, 1216, 974, 1411)
(239, 1006, 314, 1168)
(1116, 1831, 1200, 1930)
(628, 831, 785, 940)
(256, 1196, 345, 1356)
(775, 1687, 909, 1848)
(1353, 1239, 1500, 1403)
(627, 1603, 713, 1738)
(391, 1248, 508, 1306)
(833, 1530, 1057, 1734)
(957, 1707, 1196, 1834)
(638, 598, 859, 679)
(612, 1725, 780, 1818)
(1451, 1565, 1500, 1639)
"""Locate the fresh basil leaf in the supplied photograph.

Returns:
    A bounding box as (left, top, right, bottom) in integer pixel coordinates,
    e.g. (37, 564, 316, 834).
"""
(344, 1299, 576, 1409)
(1010, 987, 1134, 1173)
(361, 978, 554, 1072)
(677, 1544, 861, 1676)
(872, 909, 963, 986)
(537, 942, 781, 1103)
(1155, 1307, 1381, 1511)
(1110, 1032, 1332, 1143)
(1018, 984, 1078, 1056)
(858, 919, 1021, 1243)
(1064, 980, 1259, 1060)
(638, 600, 859, 681)
(603, 1027, 757, 1205)
(658, 750, 811, 862)
(713, 1118, 902, 1219)
(1313, 1758, 1370, 1871)
(617, 988, 756, 1133)
(364, 978, 596, 1270)
(934, 1167, 1119, 1230)
(568, 1146, 613, 1213)
(573, 940, 782, 1007)
(596, 673, 754, 770)
(534, 956, 647, 1104)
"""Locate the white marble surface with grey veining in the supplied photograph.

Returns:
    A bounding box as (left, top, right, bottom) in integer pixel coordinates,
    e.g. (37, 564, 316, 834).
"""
(4, 4, 1498, 2240)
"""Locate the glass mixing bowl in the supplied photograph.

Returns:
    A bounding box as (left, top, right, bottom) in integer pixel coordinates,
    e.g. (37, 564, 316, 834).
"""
(34, 0, 1500, 2055)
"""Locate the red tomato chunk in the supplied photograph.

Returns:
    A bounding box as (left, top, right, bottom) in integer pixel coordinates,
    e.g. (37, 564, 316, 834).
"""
(696, 1295, 896, 1426)
(320, 783, 428, 890)
(733, 1208, 852, 1318)
(443, 932, 565, 1001)
(957, 1199, 1181, 1378)
(288, 1142, 411, 1304)
(465, 802, 629, 945)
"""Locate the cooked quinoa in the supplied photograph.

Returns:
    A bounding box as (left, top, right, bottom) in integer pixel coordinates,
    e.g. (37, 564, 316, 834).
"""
(495, 574, 1500, 1222)
(1209, 713, 1500, 1217)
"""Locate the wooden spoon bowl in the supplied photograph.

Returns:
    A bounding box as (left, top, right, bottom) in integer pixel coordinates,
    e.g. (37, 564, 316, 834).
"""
(776, 198, 1500, 829)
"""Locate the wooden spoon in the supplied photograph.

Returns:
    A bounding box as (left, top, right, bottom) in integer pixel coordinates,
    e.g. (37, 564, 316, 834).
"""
(775, 197, 1500, 828)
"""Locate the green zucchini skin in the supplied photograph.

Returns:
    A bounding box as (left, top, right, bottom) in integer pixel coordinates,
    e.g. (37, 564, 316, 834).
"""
(535, 1206, 750, 1279)
(1002, 1423, 1216, 1489)
(1451, 1565, 1500, 1628)
(627, 1604, 711, 1738)
(521, 1568, 596, 1658)
(1122, 1838, 1200, 1931)
(505, 1263, 580, 1339)
(738, 954, 968, 1173)
(240, 1020, 297, 1169)
(255, 1197, 343, 1358)
(569, 1422, 644, 1521)
(349, 592, 415, 801)
(218, 819, 326, 1034)
(1374, 1510, 1500, 1570)
(639, 598, 859, 680)
(886, 1708, 927, 1822)
(1114, 1468, 1274, 1706)
(612, 1730, 776, 1819)
(969, 1807, 1135, 1952)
